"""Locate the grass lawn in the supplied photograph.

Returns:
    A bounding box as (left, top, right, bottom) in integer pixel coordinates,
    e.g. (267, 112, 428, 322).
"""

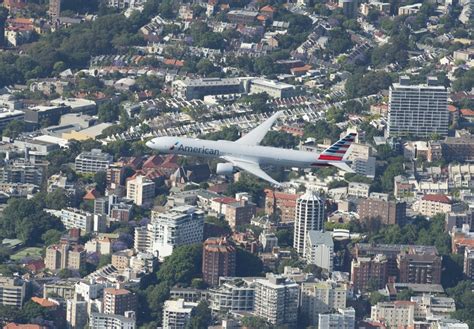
(11, 247, 43, 261)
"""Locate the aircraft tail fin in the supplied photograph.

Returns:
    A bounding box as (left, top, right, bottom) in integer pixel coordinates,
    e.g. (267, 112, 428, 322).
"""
(318, 132, 357, 161)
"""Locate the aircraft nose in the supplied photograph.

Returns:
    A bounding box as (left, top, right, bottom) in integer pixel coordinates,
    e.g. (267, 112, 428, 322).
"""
(146, 140, 154, 148)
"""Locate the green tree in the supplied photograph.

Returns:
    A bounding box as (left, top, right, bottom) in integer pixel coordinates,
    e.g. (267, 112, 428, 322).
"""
(98, 102, 119, 123)
(241, 316, 272, 329)
(447, 281, 474, 328)
(93, 171, 107, 195)
(396, 288, 413, 301)
(236, 248, 263, 277)
(2, 120, 26, 139)
(44, 188, 71, 209)
(98, 254, 112, 268)
(186, 301, 212, 329)
(157, 244, 203, 285)
(369, 291, 387, 305)
(41, 229, 63, 246)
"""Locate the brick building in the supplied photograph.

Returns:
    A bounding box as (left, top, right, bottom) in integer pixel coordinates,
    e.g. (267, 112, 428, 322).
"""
(202, 237, 236, 286)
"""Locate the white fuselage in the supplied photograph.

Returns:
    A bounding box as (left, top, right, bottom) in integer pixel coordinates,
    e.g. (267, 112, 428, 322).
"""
(146, 136, 332, 167)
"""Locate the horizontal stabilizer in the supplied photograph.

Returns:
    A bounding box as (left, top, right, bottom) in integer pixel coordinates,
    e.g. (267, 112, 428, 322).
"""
(329, 161, 355, 173)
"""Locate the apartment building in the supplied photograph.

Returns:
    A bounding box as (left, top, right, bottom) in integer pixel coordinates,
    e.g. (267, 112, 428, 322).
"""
(147, 206, 204, 259)
(225, 199, 257, 229)
(294, 190, 325, 254)
(351, 254, 388, 293)
(90, 311, 136, 329)
(371, 301, 416, 328)
(209, 277, 255, 313)
(45, 244, 86, 271)
(253, 274, 299, 326)
(264, 189, 300, 224)
(0, 277, 26, 308)
(162, 299, 197, 329)
(357, 193, 406, 225)
(411, 294, 456, 321)
(388, 76, 448, 137)
(441, 135, 474, 163)
(172, 78, 244, 100)
(463, 247, 474, 280)
(60, 208, 94, 233)
(103, 288, 137, 315)
(202, 237, 236, 286)
(318, 307, 355, 329)
(305, 230, 334, 272)
(345, 143, 376, 178)
(397, 248, 442, 284)
(126, 175, 155, 207)
(75, 149, 113, 174)
(417, 194, 452, 217)
(300, 281, 348, 326)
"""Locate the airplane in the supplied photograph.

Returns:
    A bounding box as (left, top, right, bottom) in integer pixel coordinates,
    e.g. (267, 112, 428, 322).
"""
(146, 111, 356, 186)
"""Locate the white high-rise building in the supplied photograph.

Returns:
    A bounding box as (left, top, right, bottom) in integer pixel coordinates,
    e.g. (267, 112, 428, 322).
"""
(388, 76, 449, 138)
(147, 206, 204, 260)
(294, 190, 325, 254)
(162, 299, 197, 329)
(318, 307, 355, 329)
(253, 273, 299, 326)
(300, 281, 348, 326)
(126, 175, 155, 207)
(305, 230, 334, 272)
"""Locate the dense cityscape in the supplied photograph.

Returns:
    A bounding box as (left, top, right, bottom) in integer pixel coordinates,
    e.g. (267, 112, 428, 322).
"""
(0, 0, 472, 328)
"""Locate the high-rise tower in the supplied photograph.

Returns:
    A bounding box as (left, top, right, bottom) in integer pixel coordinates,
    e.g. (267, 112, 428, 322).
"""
(293, 190, 325, 254)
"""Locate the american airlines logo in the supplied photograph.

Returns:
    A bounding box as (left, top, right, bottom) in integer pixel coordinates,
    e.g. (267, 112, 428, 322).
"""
(170, 141, 220, 155)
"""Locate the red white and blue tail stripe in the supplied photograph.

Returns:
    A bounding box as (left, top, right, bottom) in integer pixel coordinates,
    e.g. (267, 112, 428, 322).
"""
(318, 133, 356, 161)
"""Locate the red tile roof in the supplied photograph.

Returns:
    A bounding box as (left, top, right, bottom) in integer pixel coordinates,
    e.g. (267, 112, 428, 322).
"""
(260, 5, 276, 12)
(213, 197, 238, 204)
(4, 324, 44, 329)
(83, 189, 100, 200)
(422, 194, 451, 204)
(461, 108, 474, 116)
(31, 297, 58, 308)
(448, 105, 458, 112)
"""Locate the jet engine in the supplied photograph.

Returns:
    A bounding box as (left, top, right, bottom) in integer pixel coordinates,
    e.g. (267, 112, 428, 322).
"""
(216, 163, 234, 175)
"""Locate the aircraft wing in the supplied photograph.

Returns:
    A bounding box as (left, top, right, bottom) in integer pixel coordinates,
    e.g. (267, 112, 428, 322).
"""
(222, 156, 281, 186)
(236, 111, 284, 146)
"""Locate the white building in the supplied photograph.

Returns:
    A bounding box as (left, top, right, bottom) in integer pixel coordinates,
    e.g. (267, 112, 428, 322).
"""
(162, 299, 197, 329)
(90, 311, 136, 329)
(305, 230, 334, 272)
(66, 297, 88, 329)
(346, 143, 376, 179)
(387, 76, 448, 138)
(318, 307, 355, 329)
(60, 208, 94, 233)
(347, 182, 370, 198)
(126, 175, 155, 207)
(294, 190, 325, 254)
(0, 277, 26, 308)
(209, 277, 255, 313)
(75, 149, 113, 174)
(300, 281, 348, 326)
(411, 294, 456, 321)
(249, 79, 300, 98)
(371, 301, 416, 328)
(253, 274, 299, 326)
(147, 206, 204, 260)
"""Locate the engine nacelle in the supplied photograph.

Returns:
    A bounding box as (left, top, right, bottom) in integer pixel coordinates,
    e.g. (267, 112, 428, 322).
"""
(216, 163, 234, 176)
